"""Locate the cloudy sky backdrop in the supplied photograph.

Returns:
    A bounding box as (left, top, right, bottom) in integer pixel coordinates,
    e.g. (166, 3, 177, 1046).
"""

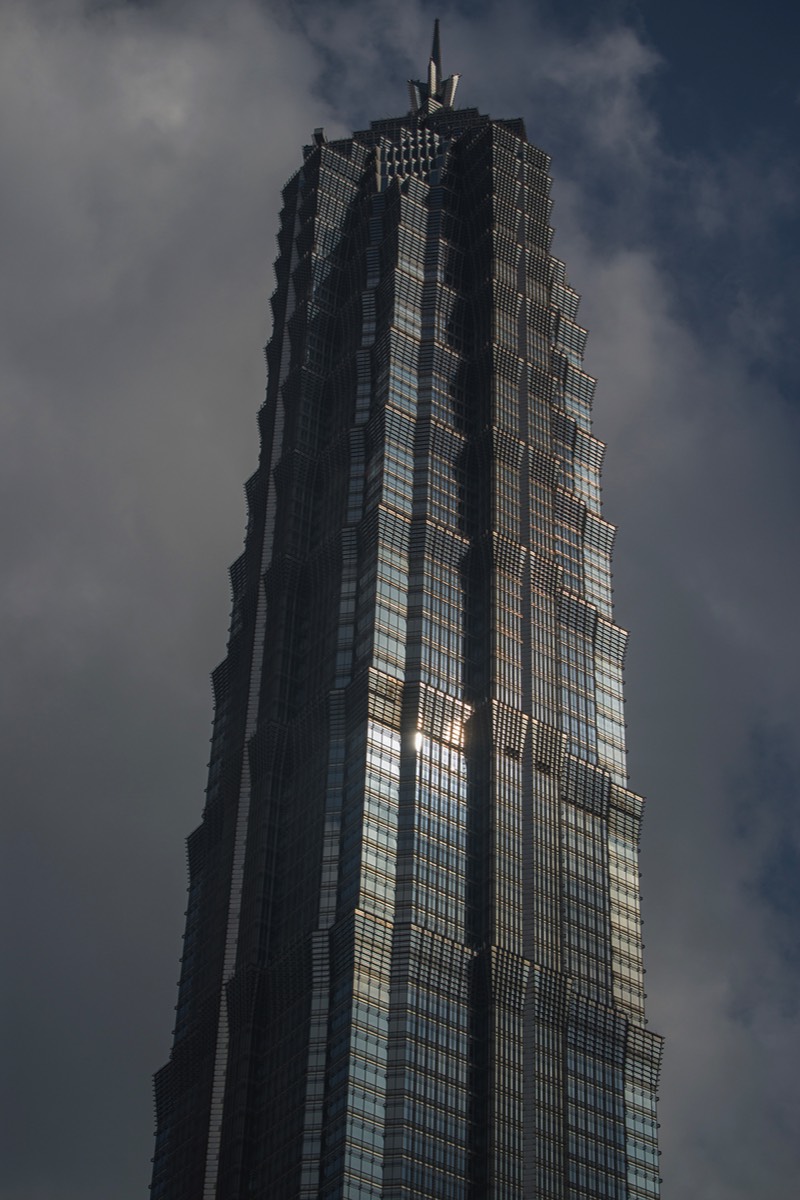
(2, 1, 799, 1197)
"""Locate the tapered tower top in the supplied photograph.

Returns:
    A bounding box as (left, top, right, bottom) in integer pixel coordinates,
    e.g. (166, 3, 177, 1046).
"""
(408, 19, 460, 114)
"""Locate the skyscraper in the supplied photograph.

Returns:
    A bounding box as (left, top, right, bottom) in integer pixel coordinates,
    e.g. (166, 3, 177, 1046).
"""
(152, 25, 662, 1200)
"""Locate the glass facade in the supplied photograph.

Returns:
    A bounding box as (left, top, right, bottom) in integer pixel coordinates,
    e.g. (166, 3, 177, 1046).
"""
(152, 32, 661, 1200)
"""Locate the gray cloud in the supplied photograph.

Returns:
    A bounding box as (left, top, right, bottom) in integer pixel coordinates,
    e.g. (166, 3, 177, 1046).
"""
(2, 2, 798, 1197)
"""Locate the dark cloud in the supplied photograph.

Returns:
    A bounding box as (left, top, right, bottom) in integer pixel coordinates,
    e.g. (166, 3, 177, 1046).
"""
(2, 2, 798, 1197)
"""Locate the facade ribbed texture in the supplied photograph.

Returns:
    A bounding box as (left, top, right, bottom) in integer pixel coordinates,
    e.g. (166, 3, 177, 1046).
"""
(152, 87, 661, 1200)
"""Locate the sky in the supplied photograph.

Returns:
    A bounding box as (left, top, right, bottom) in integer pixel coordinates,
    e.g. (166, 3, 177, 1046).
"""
(1, 1, 799, 1197)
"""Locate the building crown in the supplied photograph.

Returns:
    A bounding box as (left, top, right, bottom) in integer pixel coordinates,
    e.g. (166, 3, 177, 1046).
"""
(408, 19, 460, 115)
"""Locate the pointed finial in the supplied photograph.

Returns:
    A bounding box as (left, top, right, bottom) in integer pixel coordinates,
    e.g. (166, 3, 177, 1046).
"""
(408, 19, 460, 116)
(431, 19, 442, 76)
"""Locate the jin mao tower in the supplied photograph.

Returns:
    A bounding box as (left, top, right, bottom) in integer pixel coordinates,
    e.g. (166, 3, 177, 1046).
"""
(152, 26, 662, 1200)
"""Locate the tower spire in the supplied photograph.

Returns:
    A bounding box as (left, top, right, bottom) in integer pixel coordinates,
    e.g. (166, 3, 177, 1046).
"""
(431, 18, 442, 76)
(408, 19, 460, 115)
